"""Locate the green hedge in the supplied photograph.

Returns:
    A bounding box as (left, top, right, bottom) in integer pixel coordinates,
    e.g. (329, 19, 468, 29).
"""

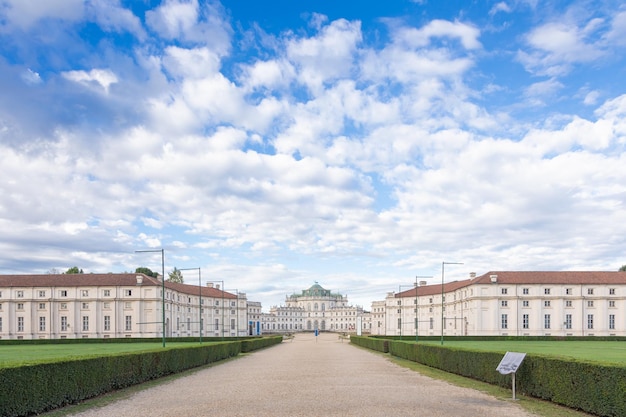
(241, 336, 283, 352)
(350, 336, 389, 353)
(362, 339, 625, 417)
(0, 342, 245, 417)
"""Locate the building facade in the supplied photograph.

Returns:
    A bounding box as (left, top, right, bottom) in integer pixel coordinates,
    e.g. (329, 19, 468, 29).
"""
(261, 283, 365, 333)
(0, 273, 248, 340)
(385, 271, 626, 337)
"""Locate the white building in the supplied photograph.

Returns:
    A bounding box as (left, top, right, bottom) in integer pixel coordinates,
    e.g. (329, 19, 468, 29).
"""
(262, 283, 365, 333)
(0, 273, 249, 340)
(384, 271, 626, 337)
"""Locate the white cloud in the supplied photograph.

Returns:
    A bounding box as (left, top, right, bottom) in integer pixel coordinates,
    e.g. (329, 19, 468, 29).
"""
(489, 2, 512, 16)
(62, 68, 118, 93)
(87, 0, 146, 40)
(393, 19, 481, 50)
(21, 68, 42, 85)
(0, 0, 84, 29)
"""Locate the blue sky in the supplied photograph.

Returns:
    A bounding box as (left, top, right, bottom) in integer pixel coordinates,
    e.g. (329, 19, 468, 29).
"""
(1, 0, 625, 310)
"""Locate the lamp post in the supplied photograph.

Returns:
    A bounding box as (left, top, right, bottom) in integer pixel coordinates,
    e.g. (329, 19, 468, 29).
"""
(136, 249, 166, 347)
(414, 276, 432, 343)
(441, 262, 463, 345)
(179, 267, 202, 344)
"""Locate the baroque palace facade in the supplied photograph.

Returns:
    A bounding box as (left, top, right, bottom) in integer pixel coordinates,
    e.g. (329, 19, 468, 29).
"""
(374, 271, 626, 337)
(0, 273, 251, 340)
(261, 283, 364, 333)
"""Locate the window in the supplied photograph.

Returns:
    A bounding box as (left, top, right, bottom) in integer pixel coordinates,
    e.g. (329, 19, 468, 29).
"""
(17, 291, 24, 298)
(501, 314, 508, 329)
(544, 300, 551, 307)
(101, 315, 110, 331)
(215, 318, 219, 331)
(544, 314, 551, 329)
(609, 300, 616, 308)
(82, 316, 89, 331)
(0, 303, 2, 310)
(104, 302, 110, 309)
(61, 316, 68, 331)
(522, 288, 529, 295)
(82, 302, 89, 310)
(587, 300, 594, 308)
(81, 290, 89, 297)
(17, 317, 24, 332)
(609, 314, 615, 330)
(522, 300, 529, 307)
(125, 302, 131, 309)
(125, 290, 132, 296)
(501, 288, 508, 295)
(103, 289, 111, 297)
(397, 318, 401, 329)
(587, 288, 594, 295)
(609, 288, 615, 295)
(429, 317, 434, 330)
(0, 317, 2, 332)
(565, 288, 572, 295)
(565, 314, 572, 329)
(565, 300, 572, 307)
(125, 316, 132, 331)
(39, 303, 45, 310)
(501, 300, 508, 307)
(38, 290, 46, 297)
(215, 301, 219, 306)
(17, 303, 24, 310)
(429, 298, 433, 304)
(587, 314, 594, 329)
(60, 290, 67, 297)
(39, 317, 46, 331)
(60, 302, 67, 310)
(544, 288, 550, 295)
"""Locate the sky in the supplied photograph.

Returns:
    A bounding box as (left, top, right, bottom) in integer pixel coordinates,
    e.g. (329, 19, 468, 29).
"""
(1, 0, 625, 312)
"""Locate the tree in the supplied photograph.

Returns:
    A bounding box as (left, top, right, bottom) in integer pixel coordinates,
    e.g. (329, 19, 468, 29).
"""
(167, 267, 184, 283)
(65, 266, 83, 274)
(135, 267, 159, 278)
(619, 265, 626, 272)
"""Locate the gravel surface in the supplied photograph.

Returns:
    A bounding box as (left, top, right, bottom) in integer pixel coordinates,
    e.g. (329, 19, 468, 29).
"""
(69, 333, 534, 417)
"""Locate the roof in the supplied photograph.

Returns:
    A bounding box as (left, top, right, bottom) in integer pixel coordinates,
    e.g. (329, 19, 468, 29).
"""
(396, 271, 626, 298)
(0, 273, 236, 299)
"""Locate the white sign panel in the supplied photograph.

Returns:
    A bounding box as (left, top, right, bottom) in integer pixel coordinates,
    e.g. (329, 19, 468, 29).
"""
(496, 351, 526, 375)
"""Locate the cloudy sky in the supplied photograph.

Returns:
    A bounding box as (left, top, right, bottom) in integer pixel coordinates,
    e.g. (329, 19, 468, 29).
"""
(1, 0, 625, 311)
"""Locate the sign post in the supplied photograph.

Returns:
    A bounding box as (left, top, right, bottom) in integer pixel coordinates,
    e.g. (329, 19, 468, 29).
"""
(496, 351, 526, 400)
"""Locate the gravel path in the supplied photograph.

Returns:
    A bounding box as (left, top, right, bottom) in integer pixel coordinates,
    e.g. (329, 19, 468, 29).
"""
(69, 333, 534, 417)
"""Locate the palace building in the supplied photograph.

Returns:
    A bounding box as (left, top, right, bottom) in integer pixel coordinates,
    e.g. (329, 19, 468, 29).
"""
(0, 273, 250, 340)
(262, 283, 364, 333)
(380, 271, 626, 337)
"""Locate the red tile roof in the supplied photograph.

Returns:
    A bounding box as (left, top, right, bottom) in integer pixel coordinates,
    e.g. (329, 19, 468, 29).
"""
(0, 273, 236, 299)
(396, 271, 626, 298)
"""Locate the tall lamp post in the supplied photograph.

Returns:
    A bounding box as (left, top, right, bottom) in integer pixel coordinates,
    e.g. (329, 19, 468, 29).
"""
(441, 261, 463, 345)
(179, 267, 202, 343)
(136, 249, 166, 347)
(414, 276, 432, 343)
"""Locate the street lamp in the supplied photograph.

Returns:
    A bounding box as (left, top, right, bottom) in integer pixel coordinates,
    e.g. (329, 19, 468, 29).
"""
(179, 267, 202, 343)
(136, 249, 166, 347)
(441, 261, 463, 345)
(414, 276, 432, 343)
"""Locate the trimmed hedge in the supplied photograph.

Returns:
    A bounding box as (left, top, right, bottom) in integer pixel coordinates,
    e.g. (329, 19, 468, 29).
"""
(0, 337, 282, 417)
(350, 336, 389, 353)
(352, 337, 626, 417)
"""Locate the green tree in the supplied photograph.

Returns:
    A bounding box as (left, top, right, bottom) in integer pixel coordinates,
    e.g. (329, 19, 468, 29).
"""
(135, 267, 159, 278)
(167, 267, 184, 283)
(619, 265, 626, 272)
(65, 266, 83, 274)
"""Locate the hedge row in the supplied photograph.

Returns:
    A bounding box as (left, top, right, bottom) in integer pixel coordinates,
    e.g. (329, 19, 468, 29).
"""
(0, 338, 281, 417)
(351, 337, 625, 417)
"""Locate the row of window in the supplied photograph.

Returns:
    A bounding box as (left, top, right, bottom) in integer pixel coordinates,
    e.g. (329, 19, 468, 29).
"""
(4, 289, 135, 298)
(501, 314, 617, 330)
(501, 300, 617, 308)
(0, 315, 133, 332)
(502, 288, 616, 295)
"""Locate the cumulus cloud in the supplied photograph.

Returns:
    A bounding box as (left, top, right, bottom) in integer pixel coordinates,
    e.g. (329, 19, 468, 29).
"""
(62, 68, 119, 93)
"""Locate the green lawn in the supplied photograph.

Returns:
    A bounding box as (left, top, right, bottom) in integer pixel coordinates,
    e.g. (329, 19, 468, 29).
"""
(0, 342, 206, 367)
(419, 340, 626, 365)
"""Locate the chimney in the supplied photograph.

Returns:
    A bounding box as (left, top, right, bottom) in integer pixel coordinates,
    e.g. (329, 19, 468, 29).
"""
(136, 275, 143, 285)
(206, 283, 214, 288)
(490, 274, 498, 283)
